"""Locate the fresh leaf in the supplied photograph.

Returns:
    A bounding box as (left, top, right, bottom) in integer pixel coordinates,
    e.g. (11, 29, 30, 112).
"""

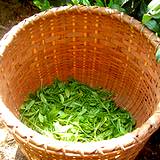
(71, 0, 80, 5)
(20, 78, 135, 142)
(33, 0, 50, 11)
(109, 3, 126, 12)
(95, 0, 105, 7)
(65, 88, 70, 98)
(142, 13, 152, 24)
(82, 0, 91, 6)
(148, 0, 160, 11)
(142, 0, 160, 35)
(22, 100, 35, 111)
(38, 113, 44, 123)
(144, 19, 160, 35)
(156, 48, 160, 63)
(59, 94, 64, 103)
(40, 93, 48, 103)
(152, 12, 160, 19)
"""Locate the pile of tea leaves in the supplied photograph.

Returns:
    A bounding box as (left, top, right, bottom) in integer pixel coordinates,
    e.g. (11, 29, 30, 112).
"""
(20, 78, 135, 142)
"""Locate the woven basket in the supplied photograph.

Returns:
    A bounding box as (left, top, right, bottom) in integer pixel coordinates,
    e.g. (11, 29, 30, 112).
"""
(0, 6, 160, 160)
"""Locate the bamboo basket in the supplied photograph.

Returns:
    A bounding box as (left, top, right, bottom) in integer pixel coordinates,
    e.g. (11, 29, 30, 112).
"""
(0, 6, 160, 160)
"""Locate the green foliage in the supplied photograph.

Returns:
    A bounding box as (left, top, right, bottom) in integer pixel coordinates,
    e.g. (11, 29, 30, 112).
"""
(107, 0, 127, 12)
(142, 0, 160, 62)
(32, 0, 152, 30)
(20, 78, 135, 142)
(144, 19, 160, 34)
(142, 0, 160, 36)
(32, 0, 151, 21)
(33, 0, 51, 11)
(95, 0, 106, 7)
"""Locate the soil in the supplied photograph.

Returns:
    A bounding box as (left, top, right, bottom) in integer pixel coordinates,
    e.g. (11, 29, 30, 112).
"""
(0, 0, 38, 39)
(0, 0, 159, 159)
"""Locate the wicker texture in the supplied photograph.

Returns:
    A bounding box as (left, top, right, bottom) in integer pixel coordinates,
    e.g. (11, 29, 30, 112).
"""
(0, 6, 160, 160)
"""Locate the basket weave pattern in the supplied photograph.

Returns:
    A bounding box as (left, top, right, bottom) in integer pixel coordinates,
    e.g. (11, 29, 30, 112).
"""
(0, 6, 160, 160)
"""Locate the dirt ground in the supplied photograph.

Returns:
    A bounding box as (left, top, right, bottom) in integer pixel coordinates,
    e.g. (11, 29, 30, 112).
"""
(0, 120, 27, 160)
(0, 0, 159, 160)
(0, 0, 38, 39)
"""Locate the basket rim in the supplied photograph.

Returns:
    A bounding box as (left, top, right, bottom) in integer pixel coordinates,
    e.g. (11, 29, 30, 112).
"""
(0, 5, 160, 156)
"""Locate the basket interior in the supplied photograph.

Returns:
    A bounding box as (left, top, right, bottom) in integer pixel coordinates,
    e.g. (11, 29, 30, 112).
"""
(0, 9, 160, 129)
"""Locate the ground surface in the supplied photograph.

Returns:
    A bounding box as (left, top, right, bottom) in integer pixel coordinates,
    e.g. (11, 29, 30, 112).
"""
(0, 0, 160, 159)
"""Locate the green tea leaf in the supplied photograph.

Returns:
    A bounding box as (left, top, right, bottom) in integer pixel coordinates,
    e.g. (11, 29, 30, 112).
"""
(65, 88, 70, 98)
(59, 94, 64, 103)
(20, 78, 135, 142)
(24, 100, 35, 111)
(40, 93, 47, 104)
(38, 113, 44, 123)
